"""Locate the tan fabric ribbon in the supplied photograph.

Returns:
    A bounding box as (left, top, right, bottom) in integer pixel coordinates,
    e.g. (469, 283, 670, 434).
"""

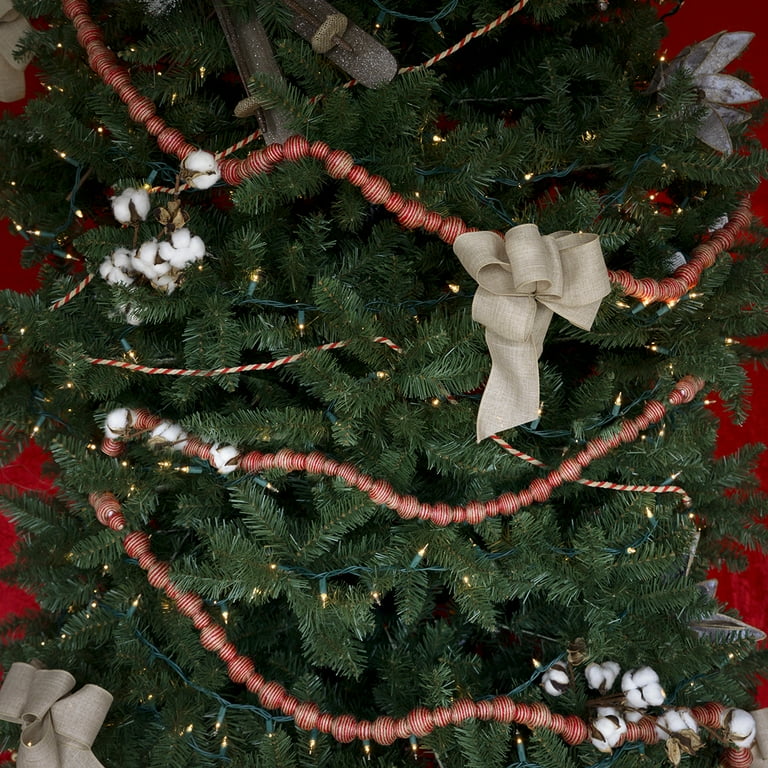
(0, 0, 33, 103)
(0, 661, 112, 767)
(752, 709, 768, 768)
(453, 224, 610, 441)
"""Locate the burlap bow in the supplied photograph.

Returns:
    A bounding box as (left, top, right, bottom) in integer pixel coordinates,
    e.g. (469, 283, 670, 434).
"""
(752, 709, 768, 768)
(0, 661, 112, 767)
(453, 224, 610, 441)
(0, 0, 32, 103)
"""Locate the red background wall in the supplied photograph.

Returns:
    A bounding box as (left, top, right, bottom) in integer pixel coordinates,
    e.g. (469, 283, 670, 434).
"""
(1, 0, 767, 697)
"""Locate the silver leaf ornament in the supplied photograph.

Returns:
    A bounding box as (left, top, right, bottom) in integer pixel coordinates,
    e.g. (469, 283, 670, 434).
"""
(0, 0, 33, 103)
(648, 31, 761, 155)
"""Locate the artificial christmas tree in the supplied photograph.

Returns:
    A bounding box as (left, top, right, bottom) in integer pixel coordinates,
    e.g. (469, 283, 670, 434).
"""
(1, 0, 767, 767)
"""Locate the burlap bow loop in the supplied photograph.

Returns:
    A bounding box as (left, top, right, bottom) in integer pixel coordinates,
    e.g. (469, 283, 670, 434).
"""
(0, 0, 33, 103)
(0, 661, 112, 768)
(454, 224, 610, 441)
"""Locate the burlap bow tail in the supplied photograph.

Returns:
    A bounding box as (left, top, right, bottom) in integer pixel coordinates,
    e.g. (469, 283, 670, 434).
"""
(0, 661, 112, 767)
(752, 709, 768, 768)
(453, 224, 610, 441)
(0, 0, 33, 103)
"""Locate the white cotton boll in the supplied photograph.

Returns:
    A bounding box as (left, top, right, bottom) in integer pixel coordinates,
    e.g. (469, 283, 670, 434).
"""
(153, 273, 178, 294)
(105, 264, 135, 286)
(625, 709, 644, 724)
(541, 662, 570, 696)
(656, 709, 698, 740)
(111, 195, 134, 225)
(99, 259, 114, 281)
(100, 248, 137, 286)
(188, 234, 206, 260)
(148, 420, 188, 450)
(133, 240, 159, 272)
(111, 187, 151, 224)
(182, 150, 220, 190)
(723, 708, 756, 749)
(590, 734, 611, 754)
(590, 710, 627, 753)
(157, 240, 190, 269)
(158, 240, 176, 264)
(623, 666, 659, 690)
(210, 443, 240, 474)
(134, 241, 172, 280)
(642, 683, 665, 707)
(156, 229, 206, 271)
(104, 407, 134, 439)
(585, 661, 621, 692)
(622, 667, 665, 709)
(625, 688, 647, 709)
(111, 247, 134, 270)
(170, 228, 191, 250)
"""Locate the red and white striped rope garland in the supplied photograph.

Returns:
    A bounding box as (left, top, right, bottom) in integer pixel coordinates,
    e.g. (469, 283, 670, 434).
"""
(322, 0, 532, 95)
(99, 376, 701, 524)
(88, 489, 751, 765)
(398, 0, 531, 74)
(48, 273, 94, 310)
(54, 0, 753, 312)
(86, 336, 402, 376)
(490, 434, 692, 504)
(89, 326, 694, 503)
